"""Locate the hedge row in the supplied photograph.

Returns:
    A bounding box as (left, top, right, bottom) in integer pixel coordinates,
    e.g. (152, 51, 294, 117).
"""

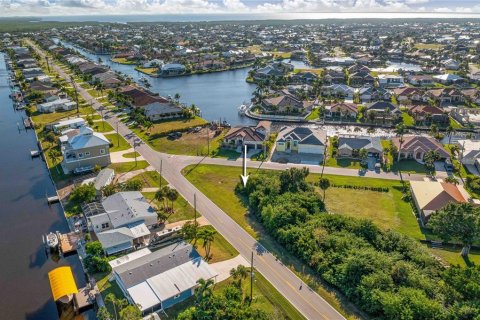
(330, 184, 389, 192)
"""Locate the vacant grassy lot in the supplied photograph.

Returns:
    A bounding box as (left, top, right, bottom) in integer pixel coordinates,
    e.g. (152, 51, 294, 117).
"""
(132, 170, 167, 187)
(108, 160, 149, 173)
(136, 127, 225, 156)
(143, 191, 198, 223)
(92, 121, 114, 133)
(194, 225, 239, 263)
(105, 133, 131, 152)
(31, 106, 95, 126)
(139, 117, 207, 135)
(111, 57, 137, 65)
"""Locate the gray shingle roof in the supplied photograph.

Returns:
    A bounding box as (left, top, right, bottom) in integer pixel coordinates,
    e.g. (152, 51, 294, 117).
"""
(338, 136, 383, 152)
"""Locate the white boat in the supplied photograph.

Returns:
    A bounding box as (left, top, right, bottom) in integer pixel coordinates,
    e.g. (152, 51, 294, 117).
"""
(238, 104, 248, 115)
(46, 232, 59, 249)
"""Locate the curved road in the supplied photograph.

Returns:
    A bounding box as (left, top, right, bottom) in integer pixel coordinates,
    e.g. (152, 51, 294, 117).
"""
(29, 39, 425, 320)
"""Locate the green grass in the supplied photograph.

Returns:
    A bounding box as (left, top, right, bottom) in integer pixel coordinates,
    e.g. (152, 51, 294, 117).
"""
(31, 105, 95, 127)
(401, 111, 415, 126)
(108, 160, 149, 173)
(161, 268, 304, 320)
(138, 117, 207, 135)
(449, 117, 464, 129)
(122, 151, 140, 158)
(131, 170, 167, 188)
(194, 225, 239, 263)
(427, 245, 480, 267)
(143, 191, 198, 223)
(111, 57, 138, 65)
(414, 43, 445, 50)
(92, 121, 114, 133)
(105, 133, 131, 152)
(95, 272, 125, 316)
(388, 159, 428, 174)
(306, 107, 321, 120)
(134, 126, 226, 156)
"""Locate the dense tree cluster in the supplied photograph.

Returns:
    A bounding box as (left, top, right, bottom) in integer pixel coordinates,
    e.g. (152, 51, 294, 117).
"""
(177, 279, 269, 320)
(239, 168, 480, 320)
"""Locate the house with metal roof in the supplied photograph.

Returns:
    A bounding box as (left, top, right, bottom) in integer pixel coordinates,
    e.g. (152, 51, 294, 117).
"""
(61, 126, 111, 174)
(111, 242, 217, 315)
(85, 191, 158, 255)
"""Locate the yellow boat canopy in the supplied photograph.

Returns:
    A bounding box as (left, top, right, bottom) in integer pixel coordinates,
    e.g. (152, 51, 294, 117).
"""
(48, 266, 78, 301)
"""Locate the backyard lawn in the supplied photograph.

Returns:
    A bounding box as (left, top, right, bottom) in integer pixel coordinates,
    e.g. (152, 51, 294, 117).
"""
(136, 117, 207, 135)
(401, 111, 415, 126)
(105, 133, 131, 152)
(31, 105, 95, 127)
(108, 160, 149, 173)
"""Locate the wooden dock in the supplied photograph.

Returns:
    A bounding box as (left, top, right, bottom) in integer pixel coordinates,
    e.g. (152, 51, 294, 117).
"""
(59, 232, 81, 254)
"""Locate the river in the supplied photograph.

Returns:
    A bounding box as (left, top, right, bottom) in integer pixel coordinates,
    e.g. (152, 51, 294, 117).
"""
(0, 53, 86, 320)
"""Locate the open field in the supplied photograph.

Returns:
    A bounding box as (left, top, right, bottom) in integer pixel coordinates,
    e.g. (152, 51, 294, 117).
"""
(111, 57, 138, 65)
(414, 43, 445, 50)
(182, 164, 479, 266)
(31, 106, 95, 126)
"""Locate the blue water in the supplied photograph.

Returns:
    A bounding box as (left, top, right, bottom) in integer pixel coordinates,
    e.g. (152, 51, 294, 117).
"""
(58, 40, 260, 125)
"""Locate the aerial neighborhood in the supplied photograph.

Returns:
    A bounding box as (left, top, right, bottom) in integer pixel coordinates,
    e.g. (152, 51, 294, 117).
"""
(3, 18, 480, 320)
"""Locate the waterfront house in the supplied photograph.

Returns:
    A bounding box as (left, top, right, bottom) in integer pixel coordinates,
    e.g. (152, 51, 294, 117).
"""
(262, 94, 312, 114)
(50, 118, 86, 133)
(410, 180, 470, 225)
(61, 126, 111, 174)
(391, 135, 450, 162)
(223, 121, 271, 151)
(377, 74, 405, 88)
(85, 191, 158, 255)
(119, 86, 169, 108)
(159, 63, 186, 76)
(393, 87, 425, 104)
(144, 102, 184, 121)
(111, 241, 217, 315)
(433, 74, 464, 85)
(365, 101, 401, 121)
(37, 97, 76, 113)
(323, 69, 346, 85)
(408, 75, 435, 86)
(348, 71, 375, 87)
(427, 88, 464, 105)
(461, 89, 480, 105)
(325, 102, 358, 119)
(321, 84, 355, 100)
(337, 135, 383, 159)
(408, 105, 448, 124)
(276, 127, 327, 155)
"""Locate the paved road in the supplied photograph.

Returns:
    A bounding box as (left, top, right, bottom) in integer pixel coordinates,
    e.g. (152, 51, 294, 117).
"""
(29, 40, 425, 319)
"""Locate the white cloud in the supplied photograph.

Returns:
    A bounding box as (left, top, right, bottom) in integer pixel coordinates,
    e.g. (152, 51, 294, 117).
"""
(1, 0, 480, 16)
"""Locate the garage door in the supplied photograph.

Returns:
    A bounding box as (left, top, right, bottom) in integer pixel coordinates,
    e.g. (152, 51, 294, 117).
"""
(298, 145, 324, 154)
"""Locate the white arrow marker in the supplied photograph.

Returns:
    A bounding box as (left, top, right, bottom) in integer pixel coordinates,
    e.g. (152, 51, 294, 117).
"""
(241, 145, 249, 187)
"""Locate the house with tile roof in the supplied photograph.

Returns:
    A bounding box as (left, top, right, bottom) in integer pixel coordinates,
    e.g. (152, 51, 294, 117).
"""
(223, 121, 271, 151)
(391, 135, 450, 162)
(337, 136, 383, 159)
(410, 180, 470, 225)
(408, 105, 448, 124)
(325, 102, 358, 119)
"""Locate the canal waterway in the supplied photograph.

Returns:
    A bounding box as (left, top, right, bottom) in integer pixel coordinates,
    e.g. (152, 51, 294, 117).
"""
(57, 40, 259, 126)
(0, 53, 86, 320)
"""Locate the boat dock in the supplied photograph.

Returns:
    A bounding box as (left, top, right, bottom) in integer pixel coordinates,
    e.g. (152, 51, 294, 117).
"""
(23, 117, 32, 129)
(47, 195, 59, 204)
(59, 232, 81, 255)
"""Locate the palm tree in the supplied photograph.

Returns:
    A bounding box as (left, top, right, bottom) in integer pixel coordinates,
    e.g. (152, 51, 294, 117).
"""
(230, 265, 249, 287)
(166, 188, 179, 213)
(154, 187, 166, 210)
(395, 123, 407, 162)
(144, 121, 153, 133)
(446, 124, 455, 144)
(174, 92, 181, 104)
(48, 149, 61, 174)
(318, 177, 330, 202)
(105, 293, 118, 320)
(198, 227, 217, 259)
(195, 278, 214, 302)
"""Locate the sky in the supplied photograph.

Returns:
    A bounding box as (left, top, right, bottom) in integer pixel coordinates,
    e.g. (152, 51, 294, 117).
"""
(1, 0, 480, 17)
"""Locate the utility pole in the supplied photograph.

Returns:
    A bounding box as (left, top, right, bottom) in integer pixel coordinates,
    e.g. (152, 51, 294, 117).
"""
(116, 121, 119, 148)
(206, 126, 210, 156)
(69, 76, 79, 114)
(134, 143, 137, 165)
(159, 159, 163, 188)
(193, 193, 197, 225)
(250, 251, 254, 305)
(45, 56, 50, 73)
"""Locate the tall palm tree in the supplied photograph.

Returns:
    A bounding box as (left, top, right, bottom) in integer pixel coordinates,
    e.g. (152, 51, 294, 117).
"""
(105, 293, 118, 320)
(230, 265, 249, 287)
(395, 123, 407, 162)
(446, 124, 455, 145)
(198, 227, 217, 259)
(154, 187, 166, 210)
(166, 188, 179, 213)
(48, 149, 61, 174)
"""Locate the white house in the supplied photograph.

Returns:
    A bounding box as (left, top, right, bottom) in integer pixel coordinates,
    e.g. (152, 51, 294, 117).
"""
(377, 74, 404, 88)
(276, 127, 327, 156)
